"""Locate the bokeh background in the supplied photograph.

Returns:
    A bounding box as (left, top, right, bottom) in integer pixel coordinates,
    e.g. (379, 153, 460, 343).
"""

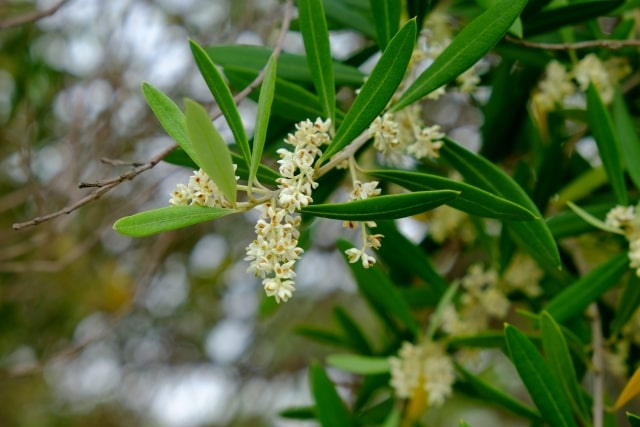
(0, 0, 373, 425)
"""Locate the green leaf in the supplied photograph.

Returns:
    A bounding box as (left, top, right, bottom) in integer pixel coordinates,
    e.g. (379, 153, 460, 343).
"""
(333, 306, 373, 355)
(459, 421, 471, 427)
(367, 169, 537, 221)
(206, 44, 364, 86)
(546, 253, 628, 324)
(310, 362, 353, 427)
(611, 274, 640, 336)
(540, 312, 591, 425)
(249, 55, 277, 189)
(425, 280, 459, 341)
(295, 326, 347, 347)
(546, 202, 612, 239)
(587, 84, 627, 206)
(326, 354, 390, 375)
(392, 0, 528, 111)
(628, 412, 640, 427)
(337, 239, 420, 336)
(522, 0, 625, 37)
(189, 40, 251, 164)
(279, 406, 316, 420)
(370, 0, 400, 51)
(504, 324, 578, 427)
(456, 362, 542, 422)
(440, 138, 561, 271)
(298, 0, 335, 125)
(322, 0, 376, 39)
(114, 206, 235, 237)
(224, 66, 329, 123)
(566, 201, 623, 235)
(320, 19, 416, 163)
(301, 190, 459, 221)
(141, 82, 194, 160)
(613, 87, 640, 192)
(184, 99, 238, 205)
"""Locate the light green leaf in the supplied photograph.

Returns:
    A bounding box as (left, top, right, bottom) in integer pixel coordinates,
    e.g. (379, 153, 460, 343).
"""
(440, 138, 561, 271)
(370, 0, 400, 51)
(504, 324, 578, 427)
(206, 44, 364, 86)
(337, 239, 419, 336)
(326, 354, 390, 375)
(367, 169, 537, 221)
(587, 84, 627, 206)
(540, 312, 591, 425)
(310, 362, 353, 427)
(546, 253, 629, 324)
(459, 421, 472, 427)
(141, 82, 194, 161)
(613, 87, 640, 192)
(425, 281, 459, 341)
(566, 201, 623, 235)
(113, 206, 235, 237)
(298, 0, 335, 125)
(249, 55, 277, 189)
(189, 40, 251, 164)
(301, 190, 459, 221)
(184, 98, 237, 205)
(392, 0, 527, 111)
(320, 19, 416, 163)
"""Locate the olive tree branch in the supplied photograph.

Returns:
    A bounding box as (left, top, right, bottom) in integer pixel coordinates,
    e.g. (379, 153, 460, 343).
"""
(0, 0, 69, 30)
(12, 0, 293, 230)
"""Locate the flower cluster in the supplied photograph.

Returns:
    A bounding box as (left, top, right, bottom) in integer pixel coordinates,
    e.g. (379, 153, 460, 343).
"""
(389, 341, 455, 407)
(534, 54, 631, 112)
(244, 199, 302, 303)
(344, 180, 383, 268)
(605, 204, 640, 276)
(169, 168, 236, 208)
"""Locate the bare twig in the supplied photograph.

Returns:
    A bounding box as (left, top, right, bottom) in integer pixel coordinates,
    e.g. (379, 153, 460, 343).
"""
(506, 35, 640, 51)
(100, 157, 145, 167)
(0, 0, 69, 30)
(13, 0, 294, 231)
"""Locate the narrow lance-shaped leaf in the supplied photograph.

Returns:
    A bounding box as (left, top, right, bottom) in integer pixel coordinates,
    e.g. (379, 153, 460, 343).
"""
(113, 206, 235, 237)
(612, 86, 640, 192)
(298, 0, 335, 125)
(370, 0, 401, 51)
(367, 169, 537, 221)
(326, 354, 390, 375)
(310, 362, 353, 427)
(320, 18, 416, 163)
(628, 412, 640, 427)
(184, 98, 237, 205)
(249, 55, 276, 189)
(301, 190, 459, 221)
(392, 0, 528, 111)
(440, 138, 561, 271)
(540, 312, 591, 425)
(189, 40, 251, 164)
(545, 253, 628, 323)
(504, 324, 578, 427)
(141, 82, 194, 160)
(587, 84, 628, 205)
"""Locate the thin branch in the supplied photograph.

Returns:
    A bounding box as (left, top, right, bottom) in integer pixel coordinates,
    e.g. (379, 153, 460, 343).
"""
(12, 0, 295, 230)
(506, 35, 640, 51)
(0, 0, 69, 30)
(588, 303, 604, 427)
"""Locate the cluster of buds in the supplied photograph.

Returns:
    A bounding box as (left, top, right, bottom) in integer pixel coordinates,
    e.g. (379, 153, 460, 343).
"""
(169, 168, 236, 208)
(606, 205, 640, 276)
(343, 180, 383, 268)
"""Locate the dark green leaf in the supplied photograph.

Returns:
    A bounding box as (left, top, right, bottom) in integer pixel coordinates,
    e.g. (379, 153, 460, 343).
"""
(189, 40, 251, 164)
(279, 406, 316, 420)
(113, 206, 235, 237)
(628, 412, 640, 427)
(523, 0, 625, 37)
(298, 0, 335, 124)
(321, 19, 416, 162)
(295, 326, 347, 347)
(326, 354, 390, 375)
(392, 0, 528, 111)
(504, 324, 578, 427)
(440, 138, 561, 271)
(206, 44, 364, 86)
(184, 99, 237, 205)
(301, 190, 459, 221)
(322, 0, 376, 38)
(249, 55, 277, 188)
(587, 84, 627, 206)
(310, 362, 353, 427)
(337, 239, 419, 336)
(456, 362, 542, 422)
(612, 87, 640, 192)
(333, 306, 373, 355)
(540, 312, 591, 425)
(367, 169, 537, 220)
(370, 0, 401, 51)
(546, 202, 611, 239)
(546, 253, 628, 323)
(141, 82, 194, 160)
(610, 274, 640, 336)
